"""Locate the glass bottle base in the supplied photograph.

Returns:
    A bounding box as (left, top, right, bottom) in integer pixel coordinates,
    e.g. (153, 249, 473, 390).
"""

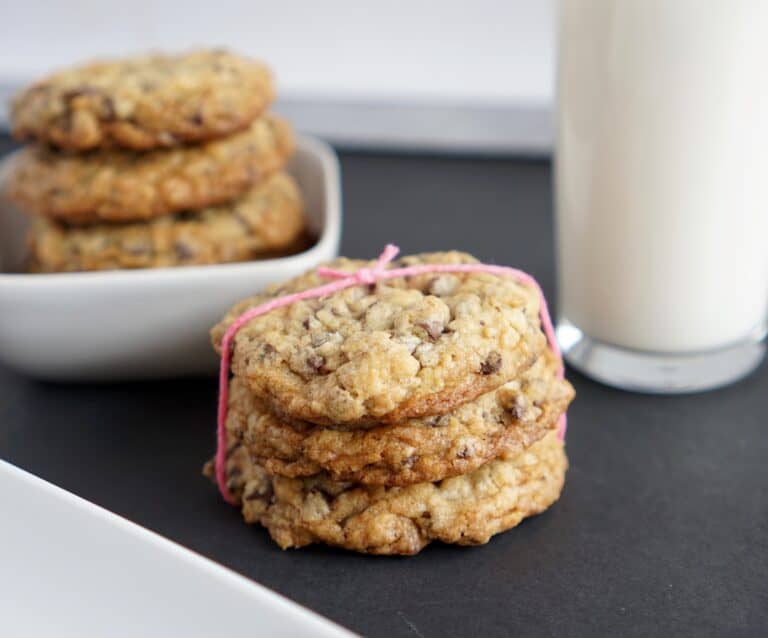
(555, 318, 766, 394)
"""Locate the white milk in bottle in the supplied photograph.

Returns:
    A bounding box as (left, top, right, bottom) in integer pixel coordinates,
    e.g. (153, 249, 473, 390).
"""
(555, 0, 768, 391)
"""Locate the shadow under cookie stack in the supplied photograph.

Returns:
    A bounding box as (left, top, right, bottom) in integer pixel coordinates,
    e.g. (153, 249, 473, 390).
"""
(207, 251, 575, 555)
(5, 50, 306, 272)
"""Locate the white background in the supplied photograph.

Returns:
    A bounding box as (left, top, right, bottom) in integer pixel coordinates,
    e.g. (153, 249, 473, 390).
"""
(0, 0, 556, 151)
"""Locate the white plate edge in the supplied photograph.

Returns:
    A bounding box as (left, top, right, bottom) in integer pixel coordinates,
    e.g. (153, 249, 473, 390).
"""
(0, 458, 357, 637)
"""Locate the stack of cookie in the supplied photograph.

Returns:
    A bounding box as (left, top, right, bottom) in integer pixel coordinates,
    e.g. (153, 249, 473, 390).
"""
(5, 50, 306, 272)
(207, 251, 575, 555)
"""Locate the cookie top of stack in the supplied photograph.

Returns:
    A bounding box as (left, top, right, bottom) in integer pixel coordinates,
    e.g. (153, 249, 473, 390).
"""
(212, 251, 548, 426)
(11, 49, 274, 151)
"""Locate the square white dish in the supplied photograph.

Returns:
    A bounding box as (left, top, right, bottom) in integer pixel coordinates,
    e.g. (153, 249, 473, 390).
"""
(0, 135, 341, 381)
(0, 460, 355, 638)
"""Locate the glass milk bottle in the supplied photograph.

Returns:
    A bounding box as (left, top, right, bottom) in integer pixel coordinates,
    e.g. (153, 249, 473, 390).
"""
(555, 0, 768, 392)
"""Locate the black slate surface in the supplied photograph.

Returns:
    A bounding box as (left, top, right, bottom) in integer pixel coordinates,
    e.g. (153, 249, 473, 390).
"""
(1, 135, 766, 637)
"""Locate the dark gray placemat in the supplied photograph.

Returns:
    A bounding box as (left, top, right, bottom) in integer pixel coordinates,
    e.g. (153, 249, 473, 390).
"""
(1, 137, 766, 637)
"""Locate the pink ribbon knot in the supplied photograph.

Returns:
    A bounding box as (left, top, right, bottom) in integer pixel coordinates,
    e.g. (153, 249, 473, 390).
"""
(317, 243, 400, 283)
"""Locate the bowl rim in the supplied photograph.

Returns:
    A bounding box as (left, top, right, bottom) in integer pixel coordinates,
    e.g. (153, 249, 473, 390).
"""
(0, 134, 342, 288)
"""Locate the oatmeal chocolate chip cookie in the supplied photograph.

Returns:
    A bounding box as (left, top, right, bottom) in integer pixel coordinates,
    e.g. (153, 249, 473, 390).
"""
(212, 251, 546, 426)
(5, 115, 293, 224)
(206, 431, 567, 555)
(27, 172, 306, 273)
(11, 49, 274, 151)
(230, 349, 573, 485)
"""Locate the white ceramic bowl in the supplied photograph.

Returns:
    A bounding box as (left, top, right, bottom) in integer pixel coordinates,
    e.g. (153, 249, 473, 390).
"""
(0, 136, 341, 381)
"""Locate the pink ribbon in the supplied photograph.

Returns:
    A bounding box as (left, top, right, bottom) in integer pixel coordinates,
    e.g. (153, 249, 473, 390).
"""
(216, 244, 566, 505)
